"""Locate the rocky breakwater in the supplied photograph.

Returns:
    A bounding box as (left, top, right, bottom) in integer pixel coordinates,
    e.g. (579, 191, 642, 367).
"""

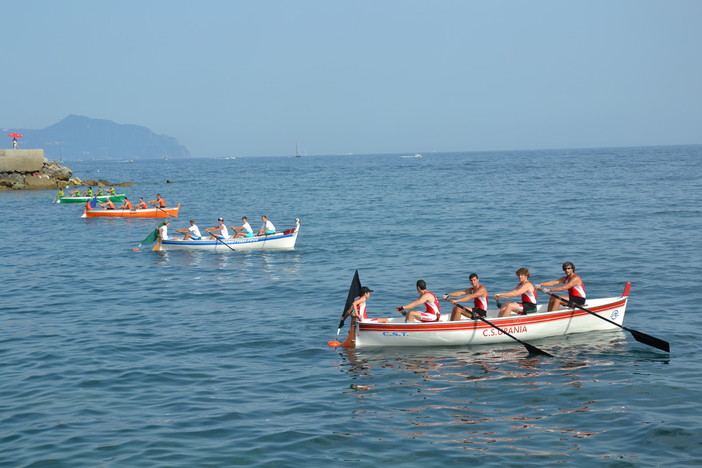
(0, 149, 72, 190)
(0, 149, 132, 191)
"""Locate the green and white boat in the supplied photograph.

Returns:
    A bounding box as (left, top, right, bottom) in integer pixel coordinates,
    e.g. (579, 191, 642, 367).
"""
(55, 193, 126, 204)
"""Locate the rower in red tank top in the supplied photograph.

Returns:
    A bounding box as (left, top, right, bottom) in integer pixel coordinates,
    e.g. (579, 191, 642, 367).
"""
(446, 273, 489, 321)
(537, 261, 586, 311)
(494, 267, 538, 317)
(397, 279, 441, 323)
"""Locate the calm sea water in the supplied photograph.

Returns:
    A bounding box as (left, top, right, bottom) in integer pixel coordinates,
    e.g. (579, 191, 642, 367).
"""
(2, 146, 701, 466)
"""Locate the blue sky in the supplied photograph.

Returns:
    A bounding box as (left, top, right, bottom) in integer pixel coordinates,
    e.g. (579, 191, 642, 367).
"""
(2, 1, 700, 157)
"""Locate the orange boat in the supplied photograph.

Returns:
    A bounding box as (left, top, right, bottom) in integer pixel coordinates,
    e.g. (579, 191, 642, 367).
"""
(81, 203, 181, 218)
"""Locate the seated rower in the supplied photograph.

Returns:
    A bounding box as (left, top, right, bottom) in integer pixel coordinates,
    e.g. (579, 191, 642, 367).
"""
(117, 196, 133, 210)
(494, 268, 538, 317)
(537, 262, 586, 311)
(99, 199, 116, 210)
(176, 219, 202, 240)
(445, 273, 489, 321)
(149, 194, 167, 208)
(396, 280, 441, 323)
(135, 197, 149, 210)
(257, 215, 276, 236)
(205, 218, 229, 239)
(231, 216, 254, 238)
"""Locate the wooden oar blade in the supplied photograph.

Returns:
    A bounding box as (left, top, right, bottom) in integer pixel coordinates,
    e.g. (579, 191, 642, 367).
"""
(629, 328, 670, 353)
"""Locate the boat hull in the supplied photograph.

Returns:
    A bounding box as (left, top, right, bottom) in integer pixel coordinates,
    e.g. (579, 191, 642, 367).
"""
(82, 203, 180, 218)
(159, 219, 300, 251)
(353, 286, 630, 348)
(56, 194, 126, 204)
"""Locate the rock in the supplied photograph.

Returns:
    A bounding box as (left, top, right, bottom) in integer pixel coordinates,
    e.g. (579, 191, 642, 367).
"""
(0, 160, 73, 190)
(0, 160, 134, 191)
(25, 175, 60, 189)
(0, 172, 25, 188)
(42, 161, 72, 181)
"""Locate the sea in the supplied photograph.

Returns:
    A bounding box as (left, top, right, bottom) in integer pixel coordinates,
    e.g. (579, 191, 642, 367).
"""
(1, 145, 701, 467)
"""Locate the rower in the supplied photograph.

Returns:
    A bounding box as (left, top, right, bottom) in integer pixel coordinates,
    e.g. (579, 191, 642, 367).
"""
(494, 268, 538, 317)
(99, 199, 116, 210)
(135, 197, 149, 210)
(537, 262, 586, 311)
(445, 273, 489, 321)
(117, 196, 133, 210)
(149, 194, 167, 208)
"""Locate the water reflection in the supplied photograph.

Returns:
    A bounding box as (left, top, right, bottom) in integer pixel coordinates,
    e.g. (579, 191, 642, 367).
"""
(151, 249, 302, 281)
(154, 250, 170, 265)
(336, 333, 632, 456)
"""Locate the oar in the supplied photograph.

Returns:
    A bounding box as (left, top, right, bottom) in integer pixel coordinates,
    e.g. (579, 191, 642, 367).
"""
(455, 303, 553, 357)
(207, 230, 236, 252)
(153, 203, 179, 218)
(538, 287, 669, 352)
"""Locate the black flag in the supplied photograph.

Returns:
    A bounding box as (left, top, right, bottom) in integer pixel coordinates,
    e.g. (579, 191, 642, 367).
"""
(338, 270, 362, 330)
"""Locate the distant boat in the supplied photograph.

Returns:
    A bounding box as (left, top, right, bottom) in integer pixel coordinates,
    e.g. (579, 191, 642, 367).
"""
(158, 219, 300, 251)
(401, 153, 423, 158)
(55, 193, 126, 204)
(295, 143, 302, 158)
(82, 203, 181, 218)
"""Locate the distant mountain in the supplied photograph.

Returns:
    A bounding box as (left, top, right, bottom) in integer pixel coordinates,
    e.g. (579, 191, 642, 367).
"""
(11, 115, 190, 160)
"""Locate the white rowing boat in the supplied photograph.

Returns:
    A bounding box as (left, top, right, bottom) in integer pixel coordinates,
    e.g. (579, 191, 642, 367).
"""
(343, 282, 631, 348)
(158, 219, 300, 251)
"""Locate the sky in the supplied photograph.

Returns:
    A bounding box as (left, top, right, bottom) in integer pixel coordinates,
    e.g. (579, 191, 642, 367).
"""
(2, 0, 701, 157)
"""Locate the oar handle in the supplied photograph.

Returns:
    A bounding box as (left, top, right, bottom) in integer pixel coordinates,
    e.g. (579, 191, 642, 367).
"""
(538, 287, 611, 322)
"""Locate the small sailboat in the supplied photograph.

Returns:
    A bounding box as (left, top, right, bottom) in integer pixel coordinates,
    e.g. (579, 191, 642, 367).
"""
(295, 143, 302, 158)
